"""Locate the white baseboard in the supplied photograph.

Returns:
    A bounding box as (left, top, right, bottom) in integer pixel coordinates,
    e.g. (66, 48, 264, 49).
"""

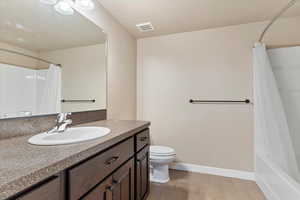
(170, 162, 255, 181)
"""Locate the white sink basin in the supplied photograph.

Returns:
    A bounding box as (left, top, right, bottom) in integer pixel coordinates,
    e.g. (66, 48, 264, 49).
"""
(28, 127, 111, 146)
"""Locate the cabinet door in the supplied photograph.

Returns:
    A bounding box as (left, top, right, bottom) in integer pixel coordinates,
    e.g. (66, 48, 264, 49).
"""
(110, 158, 135, 200)
(136, 146, 150, 200)
(82, 176, 113, 200)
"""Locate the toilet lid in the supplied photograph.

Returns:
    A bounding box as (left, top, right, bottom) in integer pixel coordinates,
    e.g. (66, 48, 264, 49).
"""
(150, 146, 176, 156)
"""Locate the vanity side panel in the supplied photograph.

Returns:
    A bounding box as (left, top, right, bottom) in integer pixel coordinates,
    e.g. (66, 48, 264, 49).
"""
(16, 176, 62, 200)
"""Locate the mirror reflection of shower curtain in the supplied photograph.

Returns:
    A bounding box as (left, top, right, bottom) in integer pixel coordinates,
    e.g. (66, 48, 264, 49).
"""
(0, 64, 37, 118)
(37, 64, 61, 114)
(253, 43, 300, 180)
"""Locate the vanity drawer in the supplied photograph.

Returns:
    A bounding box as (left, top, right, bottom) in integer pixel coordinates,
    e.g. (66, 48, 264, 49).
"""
(136, 129, 150, 152)
(68, 138, 134, 200)
(17, 176, 62, 200)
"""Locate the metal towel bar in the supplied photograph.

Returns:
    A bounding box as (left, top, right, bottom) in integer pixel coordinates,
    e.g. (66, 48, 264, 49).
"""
(61, 99, 96, 103)
(189, 99, 251, 104)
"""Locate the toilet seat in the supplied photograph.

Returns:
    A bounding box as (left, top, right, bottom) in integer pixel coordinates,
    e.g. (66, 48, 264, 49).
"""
(150, 146, 176, 156)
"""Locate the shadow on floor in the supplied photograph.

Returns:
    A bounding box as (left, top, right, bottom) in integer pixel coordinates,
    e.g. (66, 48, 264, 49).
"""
(168, 169, 189, 181)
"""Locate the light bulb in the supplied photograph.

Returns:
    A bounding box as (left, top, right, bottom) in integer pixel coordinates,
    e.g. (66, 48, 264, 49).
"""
(75, 0, 95, 10)
(54, 0, 74, 15)
(40, 0, 58, 5)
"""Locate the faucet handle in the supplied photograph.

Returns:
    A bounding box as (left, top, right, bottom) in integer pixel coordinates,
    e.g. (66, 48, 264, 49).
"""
(57, 113, 64, 123)
(65, 112, 72, 120)
(57, 112, 72, 122)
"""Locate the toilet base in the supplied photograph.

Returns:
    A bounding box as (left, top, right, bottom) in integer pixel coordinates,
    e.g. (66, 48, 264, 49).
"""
(150, 163, 170, 183)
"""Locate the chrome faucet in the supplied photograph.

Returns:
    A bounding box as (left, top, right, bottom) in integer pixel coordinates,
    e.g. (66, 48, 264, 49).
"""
(48, 113, 72, 133)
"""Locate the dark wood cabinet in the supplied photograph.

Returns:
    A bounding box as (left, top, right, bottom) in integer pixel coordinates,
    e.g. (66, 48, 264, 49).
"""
(68, 138, 134, 200)
(12, 128, 150, 200)
(135, 146, 150, 200)
(83, 158, 135, 200)
(82, 177, 113, 200)
(135, 129, 150, 152)
(111, 158, 135, 200)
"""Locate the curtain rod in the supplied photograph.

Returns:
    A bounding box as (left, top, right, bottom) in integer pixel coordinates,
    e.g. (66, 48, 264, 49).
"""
(259, 0, 299, 42)
(0, 48, 62, 67)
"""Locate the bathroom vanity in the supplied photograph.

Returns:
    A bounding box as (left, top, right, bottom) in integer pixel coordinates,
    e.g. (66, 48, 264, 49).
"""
(0, 120, 150, 200)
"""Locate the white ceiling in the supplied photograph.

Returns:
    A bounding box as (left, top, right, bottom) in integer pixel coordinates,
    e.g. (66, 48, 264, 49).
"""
(98, 0, 300, 38)
(0, 0, 106, 52)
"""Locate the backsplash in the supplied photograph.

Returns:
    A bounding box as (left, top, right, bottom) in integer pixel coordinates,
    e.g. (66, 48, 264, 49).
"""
(0, 110, 106, 140)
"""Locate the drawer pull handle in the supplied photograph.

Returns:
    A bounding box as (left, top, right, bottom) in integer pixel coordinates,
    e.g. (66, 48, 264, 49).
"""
(140, 136, 148, 142)
(105, 156, 119, 165)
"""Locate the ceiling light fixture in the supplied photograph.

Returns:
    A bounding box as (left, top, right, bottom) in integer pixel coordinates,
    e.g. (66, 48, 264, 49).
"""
(40, 0, 58, 5)
(40, 0, 95, 16)
(75, 0, 95, 10)
(54, 0, 74, 15)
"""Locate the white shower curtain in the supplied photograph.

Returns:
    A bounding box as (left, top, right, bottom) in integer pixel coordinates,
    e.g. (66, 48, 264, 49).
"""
(253, 43, 300, 180)
(37, 64, 61, 114)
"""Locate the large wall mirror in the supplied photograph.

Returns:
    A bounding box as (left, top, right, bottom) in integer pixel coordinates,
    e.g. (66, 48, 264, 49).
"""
(0, 0, 107, 119)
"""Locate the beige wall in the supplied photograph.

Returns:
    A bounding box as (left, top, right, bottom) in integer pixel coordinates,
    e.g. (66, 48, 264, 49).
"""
(137, 16, 300, 172)
(75, 1, 137, 120)
(40, 44, 106, 113)
(0, 42, 39, 69)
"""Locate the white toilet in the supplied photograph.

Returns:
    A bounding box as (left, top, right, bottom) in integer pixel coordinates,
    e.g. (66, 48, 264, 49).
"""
(150, 145, 176, 183)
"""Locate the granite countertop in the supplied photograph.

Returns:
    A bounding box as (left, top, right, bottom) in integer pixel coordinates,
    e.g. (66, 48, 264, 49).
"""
(0, 120, 150, 200)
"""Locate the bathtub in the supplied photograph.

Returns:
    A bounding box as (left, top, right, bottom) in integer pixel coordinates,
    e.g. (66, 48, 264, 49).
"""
(256, 154, 300, 200)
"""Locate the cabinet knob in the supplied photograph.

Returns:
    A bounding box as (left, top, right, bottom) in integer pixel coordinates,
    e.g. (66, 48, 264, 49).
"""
(106, 180, 119, 191)
(105, 156, 119, 165)
(106, 185, 115, 192)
